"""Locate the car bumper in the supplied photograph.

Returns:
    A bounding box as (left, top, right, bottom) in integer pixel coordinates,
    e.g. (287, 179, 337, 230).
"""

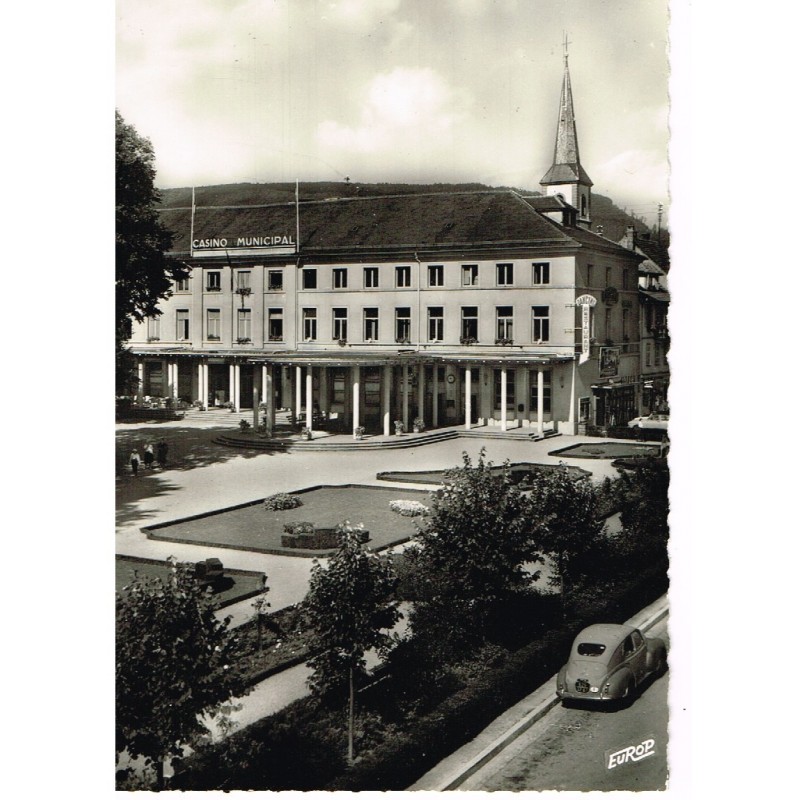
(556, 689, 616, 702)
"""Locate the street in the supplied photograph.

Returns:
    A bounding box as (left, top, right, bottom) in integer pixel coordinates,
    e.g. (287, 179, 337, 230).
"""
(459, 615, 669, 791)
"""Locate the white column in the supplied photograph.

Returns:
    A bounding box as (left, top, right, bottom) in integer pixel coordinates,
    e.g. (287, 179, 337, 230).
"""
(352, 364, 361, 436)
(382, 364, 391, 436)
(417, 364, 425, 426)
(203, 363, 209, 409)
(465, 367, 472, 430)
(500, 367, 508, 431)
(305, 367, 313, 435)
(197, 362, 203, 404)
(261, 365, 268, 404)
(479, 365, 489, 425)
(229, 364, 235, 405)
(295, 365, 303, 420)
(265, 367, 275, 435)
(136, 361, 144, 402)
(402, 364, 409, 429)
(432, 366, 439, 428)
(537, 367, 545, 437)
(234, 364, 241, 411)
(172, 361, 179, 400)
(568, 360, 577, 434)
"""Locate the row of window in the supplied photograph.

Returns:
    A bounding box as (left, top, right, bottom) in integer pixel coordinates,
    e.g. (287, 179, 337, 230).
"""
(151, 306, 554, 344)
(176, 262, 555, 294)
(177, 263, 633, 294)
(159, 307, 638, 344)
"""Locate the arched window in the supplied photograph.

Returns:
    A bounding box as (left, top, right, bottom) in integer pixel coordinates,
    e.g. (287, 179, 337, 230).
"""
(581, 194, 587, 216)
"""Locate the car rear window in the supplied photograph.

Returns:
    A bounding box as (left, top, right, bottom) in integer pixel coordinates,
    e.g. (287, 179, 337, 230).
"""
(577, 643, 606, 656)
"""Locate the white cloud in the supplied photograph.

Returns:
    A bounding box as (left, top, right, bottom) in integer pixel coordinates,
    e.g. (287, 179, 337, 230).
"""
(317, 67, 470, 155)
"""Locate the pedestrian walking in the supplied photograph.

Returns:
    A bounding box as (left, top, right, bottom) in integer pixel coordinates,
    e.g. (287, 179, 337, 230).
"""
(143, 443, 155, 470)
(130, 448, 141, 477)
(156, 438, 168, 468)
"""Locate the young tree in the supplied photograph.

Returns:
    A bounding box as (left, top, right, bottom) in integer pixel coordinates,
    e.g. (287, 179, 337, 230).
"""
(116, 560, 241, 789)
(406, 450, 541, 640)
(115, 110, 187, 393)
(526, 467, 605, 610)
(304, 523, 400, 763)
(413, 451, 539, 601)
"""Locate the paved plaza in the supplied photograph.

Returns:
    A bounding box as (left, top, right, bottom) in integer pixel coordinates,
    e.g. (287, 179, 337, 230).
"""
(116, 416, 624, 625)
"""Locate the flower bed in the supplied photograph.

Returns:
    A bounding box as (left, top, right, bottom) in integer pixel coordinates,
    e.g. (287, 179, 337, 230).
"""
(281, 522, 370, 550)
(264, 493, 303, 511)
(389, 500, 429, 517)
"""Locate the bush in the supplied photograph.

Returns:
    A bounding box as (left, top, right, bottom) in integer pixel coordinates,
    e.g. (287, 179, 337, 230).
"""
(239, 419, 251, 432)
(263, 493, 302, 511)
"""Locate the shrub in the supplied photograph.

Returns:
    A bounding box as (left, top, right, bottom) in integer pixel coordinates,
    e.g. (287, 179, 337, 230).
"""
(239, 419, 251, 432)
(388, 499, 428, 517)
(263, 493, 302, 511)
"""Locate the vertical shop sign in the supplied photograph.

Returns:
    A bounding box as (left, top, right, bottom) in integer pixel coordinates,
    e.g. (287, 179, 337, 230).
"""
(575, 294, 597, 364)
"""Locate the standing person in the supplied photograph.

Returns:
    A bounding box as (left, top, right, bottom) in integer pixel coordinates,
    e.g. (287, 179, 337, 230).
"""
(130, 448, 141, 477)
(156, 438, 168, 468)
(143, 443, 155, 470)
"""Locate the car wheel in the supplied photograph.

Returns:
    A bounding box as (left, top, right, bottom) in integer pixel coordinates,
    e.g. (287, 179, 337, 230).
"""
(655, 651, 668, 677)
(619, 679, 635, 707)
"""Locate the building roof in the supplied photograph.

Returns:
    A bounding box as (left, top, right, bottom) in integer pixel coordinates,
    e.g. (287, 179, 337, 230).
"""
(158, 190, 638, 259)
(634, 236, 670, 270)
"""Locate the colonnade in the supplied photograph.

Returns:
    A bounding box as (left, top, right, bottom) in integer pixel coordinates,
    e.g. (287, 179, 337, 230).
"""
(134, 357, 560, 438)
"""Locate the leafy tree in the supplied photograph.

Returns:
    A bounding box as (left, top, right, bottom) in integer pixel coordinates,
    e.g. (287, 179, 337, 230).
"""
(304, 523, 400, 763)
(526, 467, 605, 611)
(406, 450, 541, 641)
(115, 110, 186, 393)
(116, 559, 241, 789)
(613, 457, 670, 569)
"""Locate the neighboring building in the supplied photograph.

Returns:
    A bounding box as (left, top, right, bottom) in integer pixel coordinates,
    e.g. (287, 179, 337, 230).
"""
(128, 54, 645, 436)
(619, 226, 670, 414)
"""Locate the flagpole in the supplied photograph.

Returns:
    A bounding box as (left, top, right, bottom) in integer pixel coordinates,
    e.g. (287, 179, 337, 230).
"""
(190, 186, 196, 256)
(295, 179, 300, 253)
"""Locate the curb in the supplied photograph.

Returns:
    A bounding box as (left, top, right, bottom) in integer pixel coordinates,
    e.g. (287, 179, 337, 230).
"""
(411, 593, 669, 791)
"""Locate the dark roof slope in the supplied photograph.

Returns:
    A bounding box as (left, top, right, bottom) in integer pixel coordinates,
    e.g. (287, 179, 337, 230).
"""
(158, 188, 641, 260)
(160, 191, 582, 255)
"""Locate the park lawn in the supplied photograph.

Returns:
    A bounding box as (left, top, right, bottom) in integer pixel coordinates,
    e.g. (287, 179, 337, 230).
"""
(145, 485, 433, 555)
(377, 462, 591, 485)
(115, 556, 265, 609)
(549, 442, 662, 459)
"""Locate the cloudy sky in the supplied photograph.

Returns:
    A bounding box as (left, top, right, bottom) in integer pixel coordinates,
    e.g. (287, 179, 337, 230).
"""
(116, 0, 669, 223)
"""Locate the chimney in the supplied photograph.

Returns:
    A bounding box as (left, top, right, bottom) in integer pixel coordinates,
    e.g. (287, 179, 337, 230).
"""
(623, 225, 636, 250)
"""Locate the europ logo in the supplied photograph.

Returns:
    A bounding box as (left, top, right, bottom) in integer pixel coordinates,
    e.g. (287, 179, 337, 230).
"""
(605, 736, 657, 769)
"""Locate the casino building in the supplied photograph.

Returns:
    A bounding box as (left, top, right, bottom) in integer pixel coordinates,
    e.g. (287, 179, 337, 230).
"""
(128, 56, 646, 437)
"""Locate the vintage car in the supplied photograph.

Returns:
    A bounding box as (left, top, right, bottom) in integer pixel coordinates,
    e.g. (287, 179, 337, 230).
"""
(556, 623, 667, 705)
(627, 413, 669, 431)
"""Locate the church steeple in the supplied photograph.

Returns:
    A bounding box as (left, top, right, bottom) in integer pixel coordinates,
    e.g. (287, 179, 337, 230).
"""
(540, 34, 593, 228)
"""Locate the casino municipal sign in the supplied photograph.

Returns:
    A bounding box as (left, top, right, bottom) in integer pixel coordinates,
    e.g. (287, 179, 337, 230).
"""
(191, 234, 296, 257)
